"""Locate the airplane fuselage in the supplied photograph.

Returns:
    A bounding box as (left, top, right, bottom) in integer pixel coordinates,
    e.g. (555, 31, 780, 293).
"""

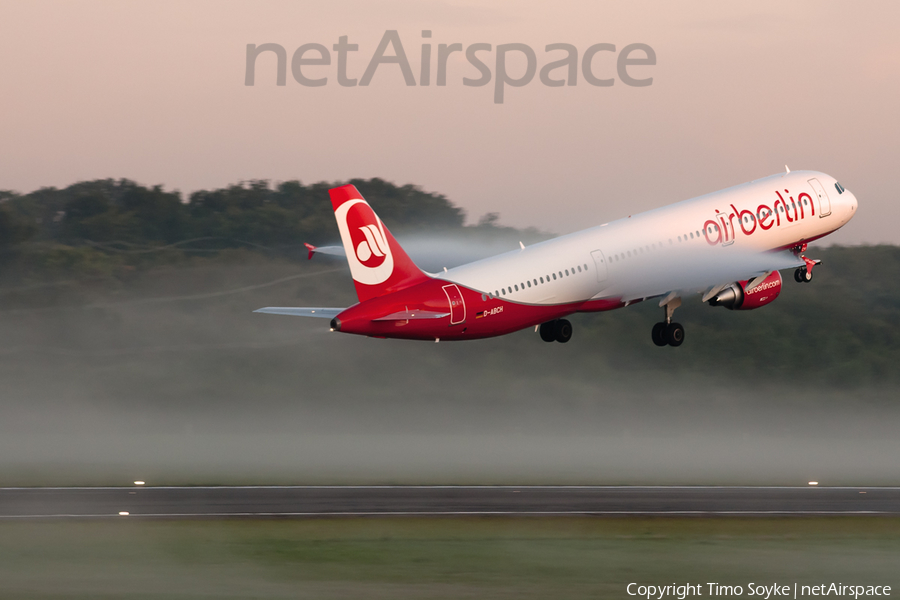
(329, 170, 857, 341)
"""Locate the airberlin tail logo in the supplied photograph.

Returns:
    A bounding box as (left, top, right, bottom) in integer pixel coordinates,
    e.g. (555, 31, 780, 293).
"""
(335, 199, 395, 285)
(354, 224, 388, 266)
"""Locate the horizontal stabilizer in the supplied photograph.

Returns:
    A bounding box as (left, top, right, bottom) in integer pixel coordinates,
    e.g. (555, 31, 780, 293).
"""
(372, 309, 450, 321)
(304, 243, 346, 260)
(254, 307, 344, 318)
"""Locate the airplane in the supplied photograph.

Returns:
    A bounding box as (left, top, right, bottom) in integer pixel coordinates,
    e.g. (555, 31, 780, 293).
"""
(255, 168, 857, 346)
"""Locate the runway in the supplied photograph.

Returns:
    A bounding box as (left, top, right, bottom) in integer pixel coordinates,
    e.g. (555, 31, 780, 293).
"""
(1, 486, 899, 518)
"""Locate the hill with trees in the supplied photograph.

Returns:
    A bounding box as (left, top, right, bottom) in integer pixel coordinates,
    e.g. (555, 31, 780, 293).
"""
(0, 178, 535, 277)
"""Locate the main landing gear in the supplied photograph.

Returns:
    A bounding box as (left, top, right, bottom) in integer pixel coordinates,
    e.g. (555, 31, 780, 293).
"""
(539, 319, 572, 343)
(652, 295, 684, 347)
(651, 321, 684, 347)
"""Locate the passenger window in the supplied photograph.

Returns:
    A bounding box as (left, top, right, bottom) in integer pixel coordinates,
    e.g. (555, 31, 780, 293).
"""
(527, 281, 531, 288)
(514, 284, 519, 291)
(690, 232, 694, 239)
(540, 277, 544, 283)
(481, 294, 487, 301)
(577, 265, 582, 272)
(564, 269, 569, 276)
(584, 264, 588, 270)
(552, 273, 557, 280)
(558, 271, 563, 278)
(533, 279, 537, 286)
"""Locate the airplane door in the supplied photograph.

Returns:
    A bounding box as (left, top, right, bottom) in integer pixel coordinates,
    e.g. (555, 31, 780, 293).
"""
(590, 250, 609, 283)
(808, 178, 832, 217)
(442, 284, 466, 325)
(720, 216, 735, 245)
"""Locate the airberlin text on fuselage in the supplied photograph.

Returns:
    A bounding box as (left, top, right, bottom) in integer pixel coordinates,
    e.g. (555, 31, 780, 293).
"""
(703, 189, 815, 246)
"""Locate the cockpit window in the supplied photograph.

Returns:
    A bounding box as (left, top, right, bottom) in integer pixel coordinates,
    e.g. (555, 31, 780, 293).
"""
(835, 182, 845, 194)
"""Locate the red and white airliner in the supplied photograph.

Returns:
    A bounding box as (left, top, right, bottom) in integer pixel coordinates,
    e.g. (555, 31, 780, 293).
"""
(256, 169, 857, 346)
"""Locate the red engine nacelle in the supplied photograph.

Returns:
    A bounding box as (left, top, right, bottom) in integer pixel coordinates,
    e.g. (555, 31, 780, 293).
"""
(708, 270, 783, 310)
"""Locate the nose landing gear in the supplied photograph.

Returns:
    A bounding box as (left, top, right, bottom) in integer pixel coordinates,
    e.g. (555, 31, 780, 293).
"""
(792, 245, 820, 284)
(652, 295, 684, 347)
(794, 267, 813, 283)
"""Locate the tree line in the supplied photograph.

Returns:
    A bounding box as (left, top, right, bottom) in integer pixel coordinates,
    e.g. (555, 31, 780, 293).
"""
(0, 178, 510, 274)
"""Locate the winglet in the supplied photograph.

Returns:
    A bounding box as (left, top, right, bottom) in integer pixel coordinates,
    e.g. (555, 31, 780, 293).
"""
(304, 242, 316, 260)
(785, 165, 790, 174)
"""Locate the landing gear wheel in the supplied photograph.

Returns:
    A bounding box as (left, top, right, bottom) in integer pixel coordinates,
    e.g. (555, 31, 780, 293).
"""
(651, 322, 667, 347)
(539, 321, 557, 343)
(554, 319, 573, 343)
(801, 267, 812, 283)
(794, 268, 803, 283)
(665, 322, 685, 347)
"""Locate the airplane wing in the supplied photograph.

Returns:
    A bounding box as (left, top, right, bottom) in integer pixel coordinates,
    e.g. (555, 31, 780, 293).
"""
(253, 307, 345, 318)
(617, 248, 810, 304)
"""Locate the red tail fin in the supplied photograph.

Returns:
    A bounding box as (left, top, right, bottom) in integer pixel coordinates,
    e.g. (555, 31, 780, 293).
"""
(329, 184, 429, 302)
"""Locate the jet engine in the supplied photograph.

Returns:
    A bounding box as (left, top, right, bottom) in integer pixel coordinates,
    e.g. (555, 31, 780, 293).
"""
(708, 270, 783, 310)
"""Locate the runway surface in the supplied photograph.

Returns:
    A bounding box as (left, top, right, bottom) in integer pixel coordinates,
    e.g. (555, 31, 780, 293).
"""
(1, 486, 899, 518)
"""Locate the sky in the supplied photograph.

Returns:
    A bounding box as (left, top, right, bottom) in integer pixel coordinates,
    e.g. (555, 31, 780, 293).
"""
(1, 0, 898, 244)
